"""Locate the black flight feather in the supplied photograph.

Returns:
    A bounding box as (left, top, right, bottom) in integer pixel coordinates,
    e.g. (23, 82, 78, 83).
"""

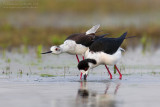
(89, 32, 127, 55)
(66, 33, 109, 47)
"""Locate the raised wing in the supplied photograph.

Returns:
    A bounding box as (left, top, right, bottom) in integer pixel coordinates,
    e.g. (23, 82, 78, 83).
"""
(66, 33, 95, 47)
(86, 24, 100, 35)
(89, 32, 127, 54)
(66, 33, 109, 47)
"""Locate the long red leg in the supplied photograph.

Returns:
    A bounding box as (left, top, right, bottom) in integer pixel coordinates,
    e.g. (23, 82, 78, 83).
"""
(114, 65, 122, 79)
(105, 65, 112, 79)
(82, 56, 84, 60)
(76, 54, 82, 79)
(80, 72, 83, 80)
(76, 54, 79, 63)
(76, 55, 82, 79)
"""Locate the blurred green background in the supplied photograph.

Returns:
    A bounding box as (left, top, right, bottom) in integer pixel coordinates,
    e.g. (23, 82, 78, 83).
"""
(0, 0, 160, 49)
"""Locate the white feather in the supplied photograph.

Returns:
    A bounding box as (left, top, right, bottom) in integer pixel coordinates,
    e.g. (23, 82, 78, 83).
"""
(86, 24, 100, 35)
(85, 48, 123, 68)
(120, 48, 125, 52)
(60, 40, 88, 55)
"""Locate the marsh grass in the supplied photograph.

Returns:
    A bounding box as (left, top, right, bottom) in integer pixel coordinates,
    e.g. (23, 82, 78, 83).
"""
(51, 35, 66, 45)
(0, 0, 160, 50)
(18, 69, 23, 75)
(40, 74, 56, 77)
(114, 66, 116, 74)
(36, 45, 42, 59)
(6, 58, 11, 63)
(0, 25, 159, 50)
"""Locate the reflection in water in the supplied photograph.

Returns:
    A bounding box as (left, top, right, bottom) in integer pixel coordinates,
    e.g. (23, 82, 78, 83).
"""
(76, 82, 121, 107)
(77, 82, 89, 98)
(114, 83, 121, 95)
(105, 83, 121, 95)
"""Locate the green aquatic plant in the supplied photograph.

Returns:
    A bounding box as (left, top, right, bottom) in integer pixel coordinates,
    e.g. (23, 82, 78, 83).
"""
(141, 35, 147, 54)
(51, 35, 66, 45)
(1, 23, 13, 31)
(114, 66, 116, 74)
(0, 25, 159, 47)
(22, 36, 29, 45)
(17, 70, 23, 78)
(19, 69, 23, 75)
(151, 71, 156, 75)
(22, 45, 29, 54)
(36, 45, 42, 59)
(22, 36, 29, 53)
(40, 74, 56, 77)
(6, 58, 11, 63)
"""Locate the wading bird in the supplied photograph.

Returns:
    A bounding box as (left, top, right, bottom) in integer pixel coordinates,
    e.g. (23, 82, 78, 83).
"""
(41, 24, 109, 79)
(77, 32, 128, 80)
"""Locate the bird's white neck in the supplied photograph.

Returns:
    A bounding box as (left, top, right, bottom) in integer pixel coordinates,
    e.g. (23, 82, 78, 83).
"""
(59, 44, 65, 53)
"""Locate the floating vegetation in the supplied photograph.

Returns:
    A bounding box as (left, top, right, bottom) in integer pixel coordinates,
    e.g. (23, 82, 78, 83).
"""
(40, 74, 56, 77)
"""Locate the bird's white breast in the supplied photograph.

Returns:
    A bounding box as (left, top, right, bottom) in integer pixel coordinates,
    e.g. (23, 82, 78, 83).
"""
(60, 40, 88, 55)
(85, 48, 123, 67)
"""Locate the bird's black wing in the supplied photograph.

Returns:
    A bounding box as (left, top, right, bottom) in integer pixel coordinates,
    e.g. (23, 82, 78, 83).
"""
(89, 32, 127, 55)
(66, 33, 109, 47)
(66, 33, 95, 47)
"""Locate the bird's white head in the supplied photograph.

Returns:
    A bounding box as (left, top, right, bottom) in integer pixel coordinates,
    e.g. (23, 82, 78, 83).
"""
(50, 46, 62, 54)
(77, 59, 97, 75)
(41, 46, 62, 55)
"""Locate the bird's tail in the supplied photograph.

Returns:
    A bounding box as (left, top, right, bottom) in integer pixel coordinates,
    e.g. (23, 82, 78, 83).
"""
(119, 32, 127, 40)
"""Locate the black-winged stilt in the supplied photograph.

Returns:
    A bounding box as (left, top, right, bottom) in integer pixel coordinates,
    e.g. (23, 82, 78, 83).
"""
(41, 24, 109, 79)
(77, 32, 128, 80)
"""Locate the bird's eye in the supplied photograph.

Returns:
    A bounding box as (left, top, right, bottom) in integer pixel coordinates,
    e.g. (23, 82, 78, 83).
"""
(55, 48, 58, 51)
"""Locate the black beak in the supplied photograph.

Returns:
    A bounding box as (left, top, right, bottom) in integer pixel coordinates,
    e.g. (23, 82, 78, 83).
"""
(41, 51, 52, 54)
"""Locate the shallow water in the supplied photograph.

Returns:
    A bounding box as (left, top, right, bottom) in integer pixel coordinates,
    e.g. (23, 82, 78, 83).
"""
(0, 47, 160, 107)
(1, 74, 160, 107)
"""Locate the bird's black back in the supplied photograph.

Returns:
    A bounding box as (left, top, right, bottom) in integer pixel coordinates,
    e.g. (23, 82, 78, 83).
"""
(66, 33, 108, 47)
(89, 32, 127, 55)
